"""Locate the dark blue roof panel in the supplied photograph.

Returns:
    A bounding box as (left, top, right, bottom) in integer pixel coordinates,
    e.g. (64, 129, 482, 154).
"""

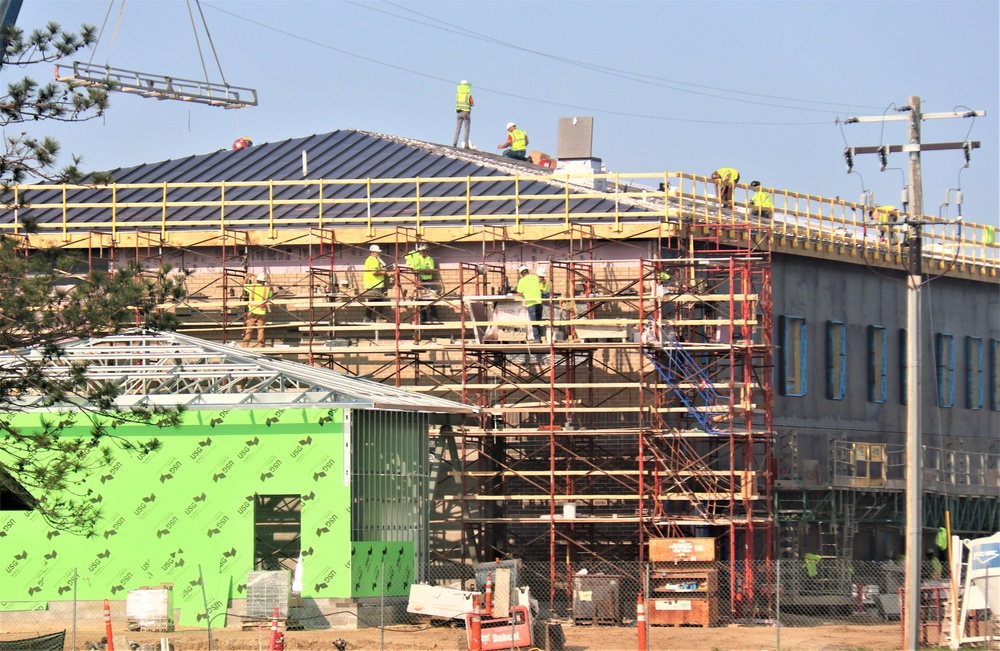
(8, 130, 648, 228)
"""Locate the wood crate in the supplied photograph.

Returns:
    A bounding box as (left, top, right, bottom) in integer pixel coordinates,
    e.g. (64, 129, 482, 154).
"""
(648, 537, 716, 563)
(647, 597, 718, 627)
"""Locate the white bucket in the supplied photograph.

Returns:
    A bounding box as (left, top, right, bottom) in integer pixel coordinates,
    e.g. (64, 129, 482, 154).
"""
(563, 502, 577, 519)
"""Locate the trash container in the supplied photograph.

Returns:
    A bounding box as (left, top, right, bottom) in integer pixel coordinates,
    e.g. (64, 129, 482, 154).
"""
(572, 574, 622, 625)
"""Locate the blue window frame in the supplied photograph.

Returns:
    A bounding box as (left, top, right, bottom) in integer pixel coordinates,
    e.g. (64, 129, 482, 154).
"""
(779, 315, 807, 397)
(899, 329, 907, 405)
(936, 333, 954, 408)
(868, 326, 887, 403)
(966, 337, 983, 410)
(826, 321, 846, 400)
(991, 339, 1000, 411)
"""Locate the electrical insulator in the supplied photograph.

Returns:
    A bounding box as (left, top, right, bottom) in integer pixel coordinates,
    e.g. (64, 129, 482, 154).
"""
(843, 147, 855, 173)
(963, 142, 973, 167)
(878, 145, 889, 171)
(954, 190, 963, 207)
(943, 190, 950, 206)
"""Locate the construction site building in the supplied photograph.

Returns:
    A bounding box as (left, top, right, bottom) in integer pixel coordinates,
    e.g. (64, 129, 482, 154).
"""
(2, 127, 997, 616)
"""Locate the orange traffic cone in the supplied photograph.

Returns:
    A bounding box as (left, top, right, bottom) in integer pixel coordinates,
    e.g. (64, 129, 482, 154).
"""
(103, 599, 116, 651)
(636, 594, 647, 651)
(267, 607, 280, 651)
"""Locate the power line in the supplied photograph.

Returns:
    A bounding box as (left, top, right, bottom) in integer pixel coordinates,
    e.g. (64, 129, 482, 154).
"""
(373, 0, 886, 114)
(201, 2, 830, 127)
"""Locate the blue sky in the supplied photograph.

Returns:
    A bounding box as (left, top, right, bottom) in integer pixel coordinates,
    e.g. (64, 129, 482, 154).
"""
(11, 0, 999, 227)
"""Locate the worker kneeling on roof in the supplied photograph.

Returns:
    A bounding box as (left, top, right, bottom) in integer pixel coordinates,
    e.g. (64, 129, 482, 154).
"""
(498, 122, 529, 160)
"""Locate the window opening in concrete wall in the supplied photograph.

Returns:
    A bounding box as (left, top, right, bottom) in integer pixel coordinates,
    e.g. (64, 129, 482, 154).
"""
(936, 333, 955, 408)
(826, 320, 846, 400)
(990, 339, 1000, 411)
(779, 315, 807, 396)
(966, 336, 983, 410)
(868, 326, 887, 403)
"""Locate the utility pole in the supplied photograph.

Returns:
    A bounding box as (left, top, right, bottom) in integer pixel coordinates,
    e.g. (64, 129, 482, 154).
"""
(844, 96, 985, 651)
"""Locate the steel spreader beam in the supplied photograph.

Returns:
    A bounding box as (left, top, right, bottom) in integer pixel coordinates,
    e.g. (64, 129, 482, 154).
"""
(55, 60, 257, 109)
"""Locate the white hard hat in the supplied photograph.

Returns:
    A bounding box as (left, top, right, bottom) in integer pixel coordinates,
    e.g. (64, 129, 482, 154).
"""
(460, 79, 469, 85)
(518, 265, 529, 273)
(256, 273, 268, 282)
(416, 243, 428, 251)
(369, 244, 382, 253)
(537, 267, 547, 277)
(506, 122, 516, 130)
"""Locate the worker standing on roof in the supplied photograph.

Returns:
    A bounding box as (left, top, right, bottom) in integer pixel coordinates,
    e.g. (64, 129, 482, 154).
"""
(453, 80, 474, 148)
(498, 122, 529, 160)
(363, 244, 388, 322)
(512, 265, 544, 341)
(711, 167, 740, 205)
(749, 181, 773, 220)
(243, 272, 273, 347)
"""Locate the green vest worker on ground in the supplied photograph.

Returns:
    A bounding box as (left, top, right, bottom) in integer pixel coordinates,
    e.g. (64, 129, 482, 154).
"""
(242, 273, 273, 347)
(749, 181, 773, 220)
(498, 122, 529, 160)
(711, 167, 740, 205)
(453, 80, 474, 148)
(513, 264, 544, 341)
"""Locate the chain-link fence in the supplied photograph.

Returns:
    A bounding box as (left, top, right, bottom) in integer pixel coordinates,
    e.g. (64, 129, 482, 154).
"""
(1, 559, 993, 650)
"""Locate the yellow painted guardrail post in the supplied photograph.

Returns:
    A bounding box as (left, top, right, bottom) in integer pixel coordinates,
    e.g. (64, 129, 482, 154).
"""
(61, 184, 68, 241)
(662, 173, 669, 222)
(614, 171, 621, 232)
(415, 177, 421, 233)
(465, 176, 471, 234)
(160, 182, 168, 239)
(318, 179, 324, 230)
(514, 175, 521, 234)
(366, 178, 373, 237)
(268, 179, 275, 239)
(219, 182, 226, 234)
(564, 175, 570, 227)
(111, 183, 118, 242)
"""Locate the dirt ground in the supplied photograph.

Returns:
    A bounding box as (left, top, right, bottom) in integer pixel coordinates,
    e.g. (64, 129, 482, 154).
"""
(36, 622, 917, 651)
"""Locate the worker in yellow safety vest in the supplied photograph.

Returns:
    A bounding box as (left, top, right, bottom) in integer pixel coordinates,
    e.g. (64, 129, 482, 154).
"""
(411, 243, 438, 322)
(749, 181, 773, 220)
(803, 553, 822, 578)
(711, 167, 740, 205)
(363, 244, 388, 322)
(512, 265, 544, 341)
(453, 80, 474, 148)
(868, 205, 901, 245)
(498, 122, 529, 160)
(242, 272, 273, 347)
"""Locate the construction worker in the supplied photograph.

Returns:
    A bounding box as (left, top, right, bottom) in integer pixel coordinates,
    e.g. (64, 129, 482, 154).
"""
(412, 243, 438, 322)
(868, 205, 901, 245)
(802, 552, 822, 579)
(363, 244, 388, 322)
(242, 272, 273, 347)
(537, 266, 549, 298)
(453, 80, 474, 148)
(512, 265, 543, 341)
(711, 167, 740, 205)
(749, 181, 773, 220)
(924, 548, 943, 580)
(498, 122, 529, 160)
(233, 136, 253, 150)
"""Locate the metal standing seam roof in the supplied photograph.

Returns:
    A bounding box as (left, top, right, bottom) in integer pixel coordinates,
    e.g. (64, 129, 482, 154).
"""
(0, 329, 476, 414)
(8, 129, 655, 227)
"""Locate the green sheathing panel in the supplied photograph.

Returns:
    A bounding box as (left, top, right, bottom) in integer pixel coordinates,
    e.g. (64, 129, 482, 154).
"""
(0, 408, 352, 613)
(350, 542, 414, 598)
